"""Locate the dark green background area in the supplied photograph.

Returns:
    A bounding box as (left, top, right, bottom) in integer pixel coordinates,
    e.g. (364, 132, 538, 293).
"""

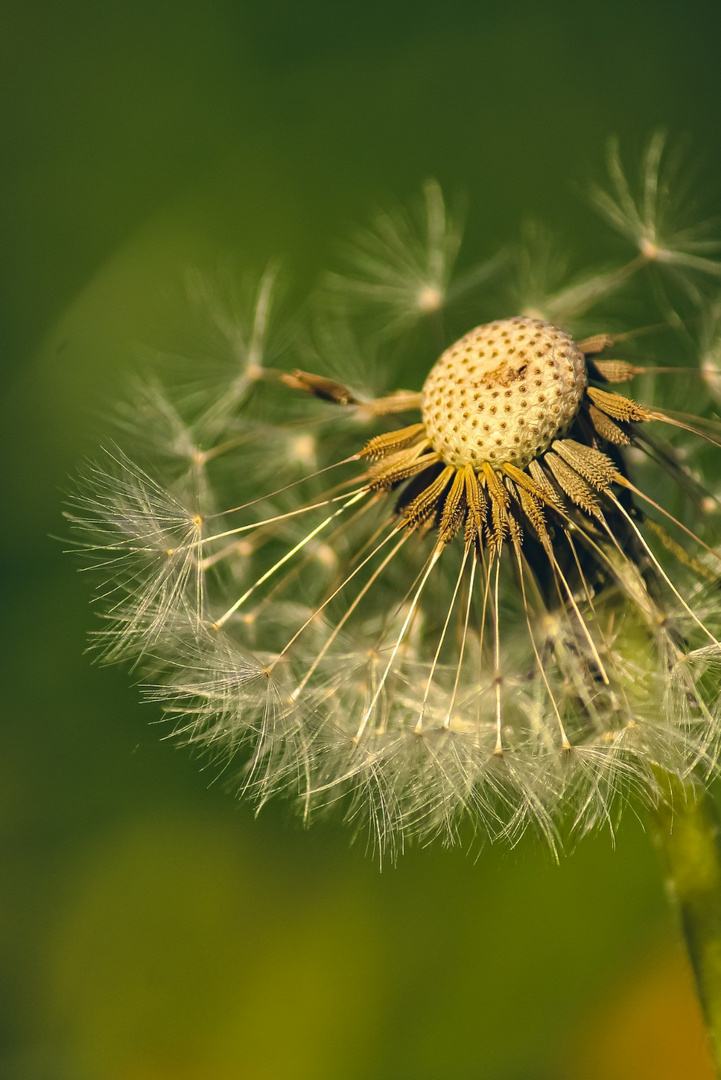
(3, 2, 721, 1077)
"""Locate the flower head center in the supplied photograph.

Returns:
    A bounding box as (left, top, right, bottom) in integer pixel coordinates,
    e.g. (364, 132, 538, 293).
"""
(421, 317, 587, 469)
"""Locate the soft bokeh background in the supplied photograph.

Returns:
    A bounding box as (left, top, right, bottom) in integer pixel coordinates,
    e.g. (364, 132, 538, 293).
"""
(3, 2, 721, 1077)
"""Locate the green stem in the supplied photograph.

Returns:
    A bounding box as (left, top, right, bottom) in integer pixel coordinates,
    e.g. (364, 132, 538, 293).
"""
(651, 774, 721, 1075)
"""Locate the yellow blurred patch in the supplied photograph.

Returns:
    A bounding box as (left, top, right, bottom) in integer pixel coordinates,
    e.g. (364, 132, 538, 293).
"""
(563, 939, 715, 1080)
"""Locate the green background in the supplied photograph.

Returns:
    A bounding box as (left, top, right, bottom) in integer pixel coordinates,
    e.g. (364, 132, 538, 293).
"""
(3, 1, 721, 1077)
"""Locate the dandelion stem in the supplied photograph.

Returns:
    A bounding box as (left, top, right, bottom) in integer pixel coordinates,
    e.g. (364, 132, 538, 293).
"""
(651, 773, 721, 1075)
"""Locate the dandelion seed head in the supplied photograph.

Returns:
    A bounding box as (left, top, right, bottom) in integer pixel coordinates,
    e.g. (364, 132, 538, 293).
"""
(70, 143, 721, 858)
(422, 317, 587, 469)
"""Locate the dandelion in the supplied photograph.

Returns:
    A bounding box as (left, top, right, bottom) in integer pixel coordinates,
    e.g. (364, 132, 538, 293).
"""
(69, 145, 721, 860)
(70, 142, 721, 1063)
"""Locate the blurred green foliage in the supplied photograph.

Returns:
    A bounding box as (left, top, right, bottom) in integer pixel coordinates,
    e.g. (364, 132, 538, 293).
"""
(3, 0, 721, 1076)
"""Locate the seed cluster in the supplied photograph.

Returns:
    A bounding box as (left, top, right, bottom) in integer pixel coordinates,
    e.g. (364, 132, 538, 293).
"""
(421, 317, 587, 469)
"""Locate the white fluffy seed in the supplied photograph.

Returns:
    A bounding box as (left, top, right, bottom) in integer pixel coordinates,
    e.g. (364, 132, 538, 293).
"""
(421, 317, 587, 469)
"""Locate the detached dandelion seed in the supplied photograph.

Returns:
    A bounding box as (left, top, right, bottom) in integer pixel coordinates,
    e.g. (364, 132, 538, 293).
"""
(69, 145, 721, 866)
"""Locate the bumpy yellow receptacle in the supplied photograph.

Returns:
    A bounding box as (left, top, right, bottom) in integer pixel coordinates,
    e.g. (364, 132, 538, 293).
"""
(422, 317, 587, 469)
